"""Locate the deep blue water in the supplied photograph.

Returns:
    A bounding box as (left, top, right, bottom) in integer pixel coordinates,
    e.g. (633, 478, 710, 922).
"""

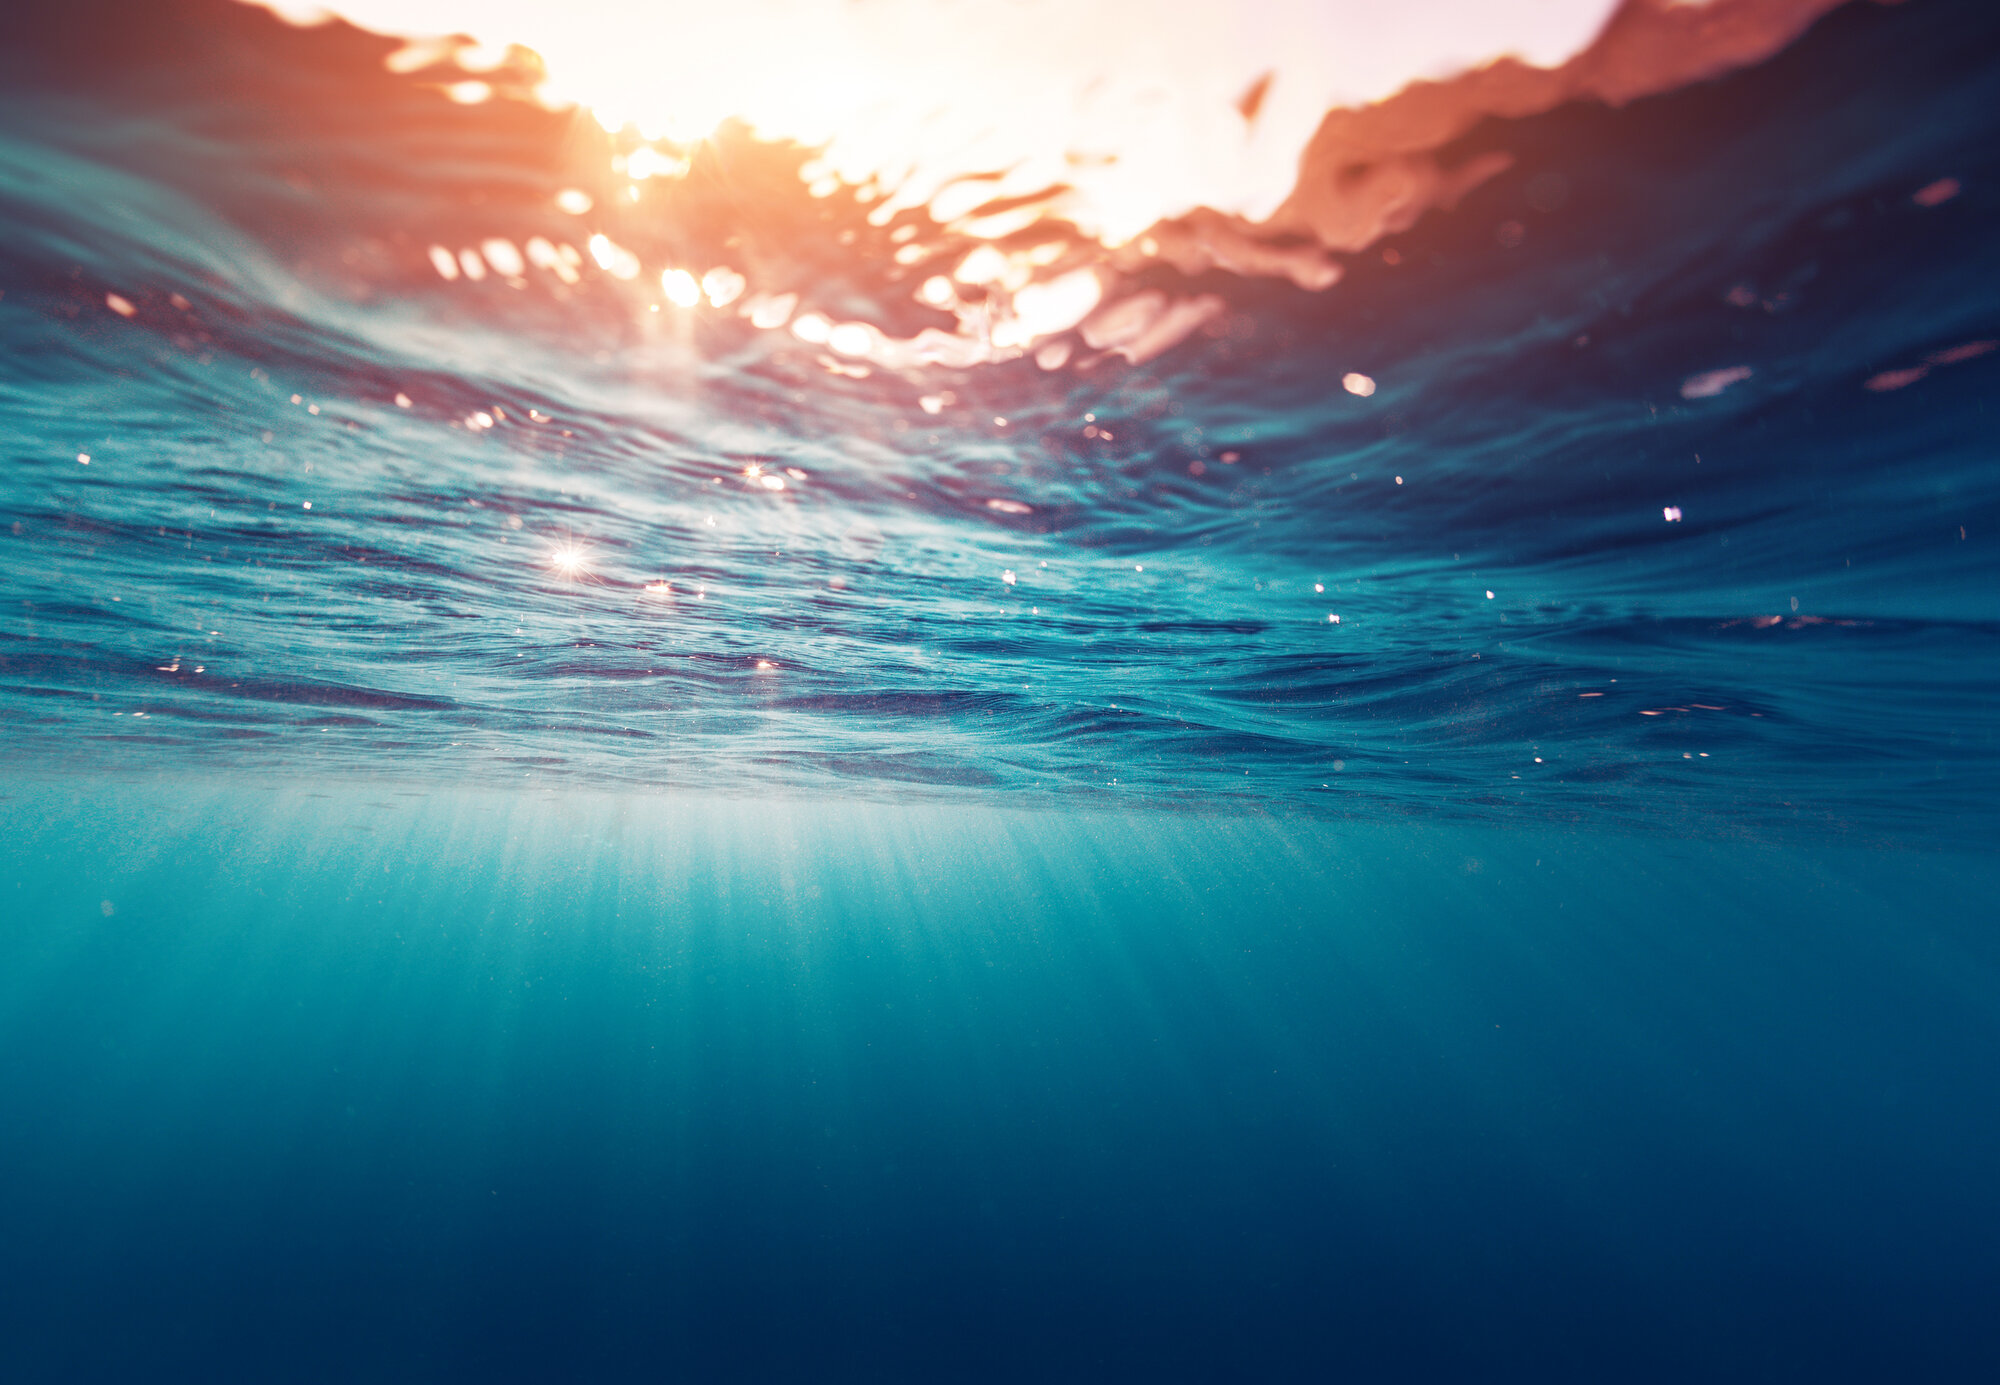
(4, 785, 1998, 1381)
(2, 0, 1999, 1378)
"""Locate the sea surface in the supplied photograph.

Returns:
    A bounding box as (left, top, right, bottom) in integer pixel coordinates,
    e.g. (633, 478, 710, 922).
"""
(2, 0, 1997, 1379)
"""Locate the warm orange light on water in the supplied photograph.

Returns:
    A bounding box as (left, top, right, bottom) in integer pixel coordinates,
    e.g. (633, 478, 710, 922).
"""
(245, 0, 1621, 245)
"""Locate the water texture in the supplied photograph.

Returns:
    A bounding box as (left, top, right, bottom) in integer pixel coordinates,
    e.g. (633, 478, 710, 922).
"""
(1, 0, 1994, 836)
(2, 2, 1999, 1380)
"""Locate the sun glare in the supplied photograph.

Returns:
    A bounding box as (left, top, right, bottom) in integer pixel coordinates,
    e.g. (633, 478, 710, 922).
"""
(245, 0, 1620, 244)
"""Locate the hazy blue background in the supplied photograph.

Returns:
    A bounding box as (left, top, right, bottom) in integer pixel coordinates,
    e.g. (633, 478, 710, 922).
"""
(3, 783, 1997, 1379)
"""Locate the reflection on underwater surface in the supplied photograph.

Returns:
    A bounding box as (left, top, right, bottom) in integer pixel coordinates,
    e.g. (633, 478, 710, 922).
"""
(2, 0, 1996, 840)
(1, 0, 1997, 839)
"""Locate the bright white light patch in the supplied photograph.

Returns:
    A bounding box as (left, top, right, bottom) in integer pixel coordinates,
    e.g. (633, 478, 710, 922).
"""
(660, 267, 701, 307)
(587, 233, 640, 280)
(248, 0, 1619, 245)
(701, 267, 746, 307)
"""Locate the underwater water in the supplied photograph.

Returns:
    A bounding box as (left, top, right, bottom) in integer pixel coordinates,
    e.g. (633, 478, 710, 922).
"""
(3, 785, 1997, 1380)
(2, 0, 1998, 1377)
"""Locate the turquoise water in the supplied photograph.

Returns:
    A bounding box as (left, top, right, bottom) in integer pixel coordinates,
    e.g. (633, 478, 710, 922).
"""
(3, 0, 1996, 830)
(4, 783, 1998, 1378)
(3, 0, 2000, 1376)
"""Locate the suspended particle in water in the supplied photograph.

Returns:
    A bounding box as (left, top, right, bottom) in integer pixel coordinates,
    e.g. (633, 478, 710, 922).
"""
(1913, 177, 1960, 207)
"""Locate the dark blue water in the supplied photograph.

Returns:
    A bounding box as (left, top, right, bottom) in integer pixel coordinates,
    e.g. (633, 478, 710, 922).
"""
(2, 0, 1998, 1378)
(4, 784, 1998, 1381)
